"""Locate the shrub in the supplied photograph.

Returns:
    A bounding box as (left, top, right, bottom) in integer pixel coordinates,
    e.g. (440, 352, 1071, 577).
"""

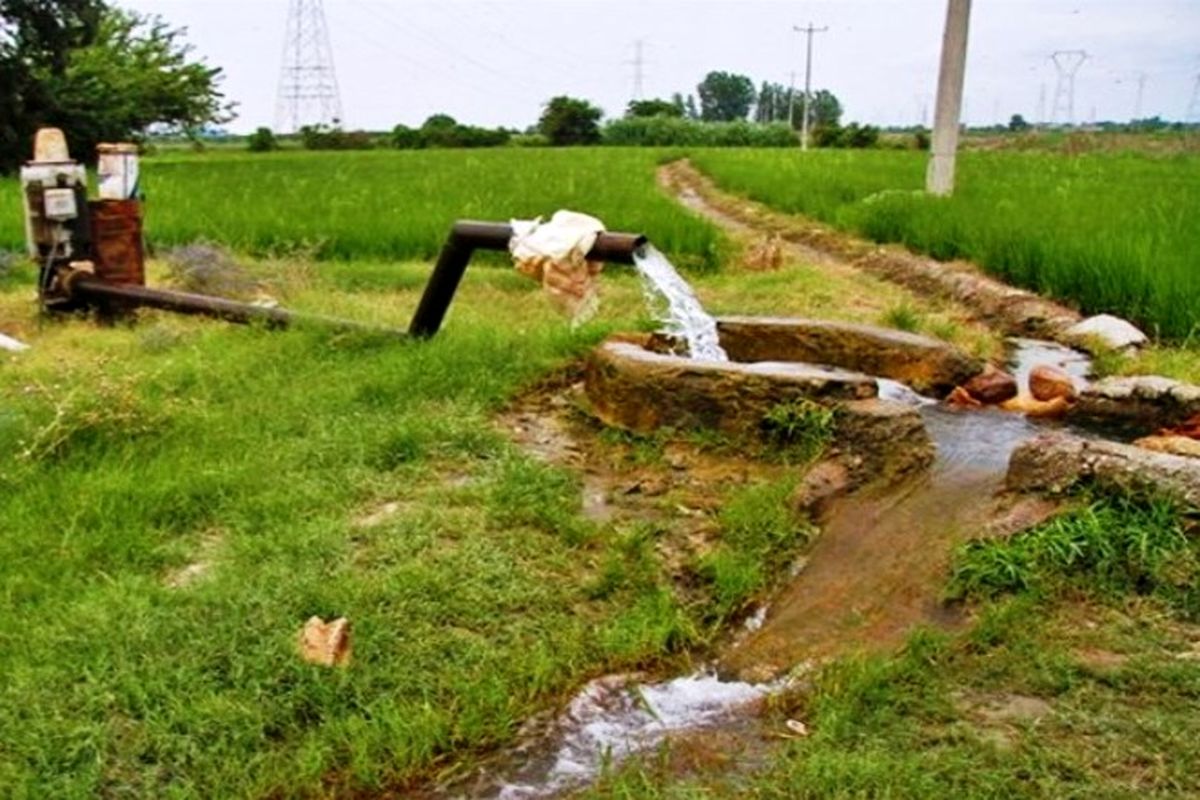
(246, 127, 278, 152)
(299, 125, 376, 150)
(602, 117, 796, 147)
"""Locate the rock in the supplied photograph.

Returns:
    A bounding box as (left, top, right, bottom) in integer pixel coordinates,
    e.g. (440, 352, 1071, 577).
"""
(1065, 314, 1148, 350)
(791, 460, 851, 520)
(944, 386, 982, 408)
(1000, 394, 1072, 418)
(1134, 435, 1200, 459)
(1029, 364, 1077, 402)
(741, 234, 784, 271)
(1072, 375, 1200, 427)
(0, 333, 29, 353)
(962, 364, 1018, 405)
(714, 316, 981, 396)
(833, 398, 935, 485)
(1007, 432, 1200, 508)
(298, 616, 352, 667)
(1160, 413, 1200, 440)
(585, 340, 875, 439)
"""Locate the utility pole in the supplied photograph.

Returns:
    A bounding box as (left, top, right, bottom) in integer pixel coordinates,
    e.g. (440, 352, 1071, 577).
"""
(1037, 82, 1047, 127)
(788, 71, 797, 128)
(926, 0, 972, 196)
(1049, 50, 1088, 126)
(793, 23, 828, 151)
(627, 39, 646, 101)
(275, 0, 342, 133)
(1134, 71, 1147, 121)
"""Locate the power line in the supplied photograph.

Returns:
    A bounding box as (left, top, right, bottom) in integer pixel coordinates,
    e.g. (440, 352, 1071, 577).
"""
(1049, 49, 1088, 126)
(792, 23, 828, 151)
(275, 0, 343, 132)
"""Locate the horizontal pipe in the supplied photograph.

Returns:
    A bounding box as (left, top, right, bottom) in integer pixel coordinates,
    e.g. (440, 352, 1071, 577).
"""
(67, 272, 402, 337)
(408, 220, 647, 338)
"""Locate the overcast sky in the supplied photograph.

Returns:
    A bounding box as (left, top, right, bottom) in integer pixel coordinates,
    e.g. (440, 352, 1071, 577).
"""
(119, 0, 1200, 133)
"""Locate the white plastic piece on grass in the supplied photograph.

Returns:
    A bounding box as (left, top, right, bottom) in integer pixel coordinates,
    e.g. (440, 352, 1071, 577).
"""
(0, 333, 30, 353)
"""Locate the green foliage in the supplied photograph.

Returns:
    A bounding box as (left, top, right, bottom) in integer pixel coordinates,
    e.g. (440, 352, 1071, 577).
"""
(948, 494, 1197, 612)
(690, 148, 1200, 340)
(626, 98, 683, 119)
(802, 89, 843, 131)
(759, 399, 835, 462)
(882, 301, 922, 332)
(1009, 113, 1031, 132)
(388, 114, 509, 149)
(696, 71, 756, 122)
(246, 126, 277, 152)
(698, 478, 808, 621)
(298, 125, 375, 150)
(538, 95, 603, 146)
(0, 3, 230, 171)
(812, 121, 881, 149)
(603, 118, 796, 147)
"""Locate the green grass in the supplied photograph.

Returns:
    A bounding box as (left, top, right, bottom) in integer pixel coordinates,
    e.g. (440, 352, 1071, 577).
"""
(0, 148, 722, 270)
(689, 148, 1200, 341)
(582, 493, 1200, 798)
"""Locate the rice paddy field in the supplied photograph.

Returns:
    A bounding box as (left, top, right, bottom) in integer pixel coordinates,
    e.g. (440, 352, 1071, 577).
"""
(689, 148, 1200, 341)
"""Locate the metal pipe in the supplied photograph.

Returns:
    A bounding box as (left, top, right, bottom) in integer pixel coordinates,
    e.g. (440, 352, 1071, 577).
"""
(408, 220, 646, 338)
(66, 271, 400, 336)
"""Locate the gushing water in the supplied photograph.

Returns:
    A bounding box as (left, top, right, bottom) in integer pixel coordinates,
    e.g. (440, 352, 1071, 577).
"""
(632, 245, 728, 361)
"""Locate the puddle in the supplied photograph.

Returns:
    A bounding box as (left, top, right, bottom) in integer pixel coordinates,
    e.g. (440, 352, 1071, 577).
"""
(490, 672, 776, 799)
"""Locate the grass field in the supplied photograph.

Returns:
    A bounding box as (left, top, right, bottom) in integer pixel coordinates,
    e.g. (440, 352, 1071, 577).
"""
(689, 148, 1200, 341)
(0, 148, 722, 271)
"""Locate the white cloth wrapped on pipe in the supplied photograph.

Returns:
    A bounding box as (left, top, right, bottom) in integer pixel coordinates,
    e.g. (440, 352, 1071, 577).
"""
(509, 210, 607, 326)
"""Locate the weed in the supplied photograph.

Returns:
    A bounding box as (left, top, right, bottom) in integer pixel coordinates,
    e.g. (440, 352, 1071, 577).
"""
(881, 301, 922, 332)
(760, 399, 835, 463)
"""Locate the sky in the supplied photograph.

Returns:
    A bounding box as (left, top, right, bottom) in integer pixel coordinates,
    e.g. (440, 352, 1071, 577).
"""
(118, 0, 1200, 133)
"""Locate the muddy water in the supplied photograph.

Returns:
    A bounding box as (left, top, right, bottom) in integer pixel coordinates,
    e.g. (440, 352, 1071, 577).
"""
(723, 339, 1093, 677)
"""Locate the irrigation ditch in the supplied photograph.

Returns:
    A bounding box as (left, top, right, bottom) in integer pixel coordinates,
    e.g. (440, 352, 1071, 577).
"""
(420, 163, 1200, 797)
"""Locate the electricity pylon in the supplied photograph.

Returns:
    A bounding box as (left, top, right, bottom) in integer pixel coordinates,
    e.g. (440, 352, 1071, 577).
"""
(1049, 50, 1088, 126)
(275, 0, 343, 133)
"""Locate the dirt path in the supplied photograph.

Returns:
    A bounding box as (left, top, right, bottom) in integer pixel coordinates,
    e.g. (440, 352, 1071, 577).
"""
(659, 159, 1082, 341)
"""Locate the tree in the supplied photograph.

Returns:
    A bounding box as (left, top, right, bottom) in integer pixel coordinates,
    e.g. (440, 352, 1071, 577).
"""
(696, 71, 755, 122)
(754, 82, 793, 124)
(538, 96, 602, 145)
(0, 1, 229, 171)
(246, 126, 277, 152)
(625, 98, 682, 119)
(1008, 113, 1030, 132)
(805, 89, 842, 131)
(684, 94, 700, 121)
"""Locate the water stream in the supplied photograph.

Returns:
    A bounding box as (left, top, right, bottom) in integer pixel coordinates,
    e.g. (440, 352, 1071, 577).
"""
(631, 245, 728, 362)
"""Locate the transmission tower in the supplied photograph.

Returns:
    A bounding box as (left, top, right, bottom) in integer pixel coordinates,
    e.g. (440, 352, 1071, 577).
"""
(626, 39, 646, 101)
(1049, 50, 1087, 126)
(275, 0, 343, 133)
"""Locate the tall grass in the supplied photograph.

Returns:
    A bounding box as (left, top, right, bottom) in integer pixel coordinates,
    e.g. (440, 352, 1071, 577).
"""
(0, 148, 722, 270)
(690, 148, 1200, 340)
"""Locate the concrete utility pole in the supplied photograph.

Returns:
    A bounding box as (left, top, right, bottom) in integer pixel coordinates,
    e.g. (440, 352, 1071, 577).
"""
(926, 0, 972, 196)
(793, 23, 828, 151)
(788, 71, 797, 127)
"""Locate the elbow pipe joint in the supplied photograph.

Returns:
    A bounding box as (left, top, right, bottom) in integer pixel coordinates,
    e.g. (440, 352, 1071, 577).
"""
(408, 220, 646, 338)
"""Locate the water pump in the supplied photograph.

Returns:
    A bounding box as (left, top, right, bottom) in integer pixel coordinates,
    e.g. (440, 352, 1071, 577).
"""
(19, 128, 92, 309)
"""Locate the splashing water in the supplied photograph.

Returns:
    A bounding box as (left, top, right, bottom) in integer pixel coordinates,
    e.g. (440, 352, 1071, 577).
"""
(632, 245, 728, 361)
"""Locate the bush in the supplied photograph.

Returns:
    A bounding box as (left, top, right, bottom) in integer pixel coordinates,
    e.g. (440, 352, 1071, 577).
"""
(602, 117, 796, 147)
(299, 125, 376, 150)
(812, 122, 880, 149)
(246, 127, 278, 152)
(389, 116, 510, 149)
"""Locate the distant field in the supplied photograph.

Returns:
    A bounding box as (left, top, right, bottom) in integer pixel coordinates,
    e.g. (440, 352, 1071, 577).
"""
(0, 148, 722, 270)
(689, 148, 1200, 341)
